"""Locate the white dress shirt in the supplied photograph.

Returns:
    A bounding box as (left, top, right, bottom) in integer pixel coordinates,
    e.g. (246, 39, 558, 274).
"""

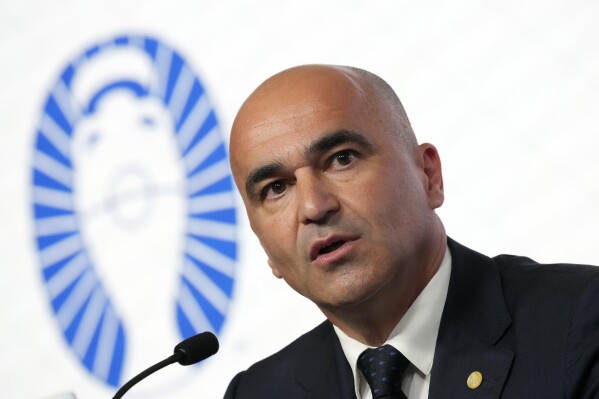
(334, 247, 452, 399)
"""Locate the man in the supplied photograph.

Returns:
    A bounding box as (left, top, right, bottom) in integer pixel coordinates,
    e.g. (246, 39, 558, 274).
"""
(224, 65, 599, 398)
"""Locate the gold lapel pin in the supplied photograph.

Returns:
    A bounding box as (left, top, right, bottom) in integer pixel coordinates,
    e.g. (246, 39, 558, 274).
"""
(467, 371, 483, 389)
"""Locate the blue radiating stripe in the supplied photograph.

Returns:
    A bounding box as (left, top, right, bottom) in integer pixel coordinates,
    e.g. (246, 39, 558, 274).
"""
(37, 232, 77, 251)
(176, 303, 197, 340)
(82, 301, 106, 372)
(176, 80, 205, 132)
(186, 254, 234, 296)
(44, 96, 73, 137)
(108, 324, 126, 387)
(191, 235, 237, 263)
(33, 169, 71, 191)
(64, 285, 94, 343)
(193, 176, 234, 197)
(43, 251, 80, 282)
(51, 268, 82, 313)
(189, 207, 236, 224)
(188, 142, 227, 178)
(143, 37, 159, 60)
(181, 278, 225, 333)
(81, 300, 125, 388)
(34, 204, 73, 219)
(35, 134, 72, 168)
(164, 53, 184, 105)
(61, 65, 76, 88)
(183, 111, 217, 158)
(187, 160, 230, 196)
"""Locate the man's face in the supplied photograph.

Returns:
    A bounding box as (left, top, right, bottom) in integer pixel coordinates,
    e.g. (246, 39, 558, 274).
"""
(230, 68, 443, 314)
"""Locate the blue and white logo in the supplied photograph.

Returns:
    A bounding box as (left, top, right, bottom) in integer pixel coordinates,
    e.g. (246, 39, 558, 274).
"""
(31, 35, 237, 389)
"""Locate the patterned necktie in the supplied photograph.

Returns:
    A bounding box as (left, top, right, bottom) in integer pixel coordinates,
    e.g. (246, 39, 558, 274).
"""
(357, 344, 410, 399)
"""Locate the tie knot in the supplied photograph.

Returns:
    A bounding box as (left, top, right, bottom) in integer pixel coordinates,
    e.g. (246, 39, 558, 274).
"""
(357, 345, 410, 399)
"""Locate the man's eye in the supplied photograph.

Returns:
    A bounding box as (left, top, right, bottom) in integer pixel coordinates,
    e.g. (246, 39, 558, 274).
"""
(332, 150, 356, 167)
(262, 181, 287, 199)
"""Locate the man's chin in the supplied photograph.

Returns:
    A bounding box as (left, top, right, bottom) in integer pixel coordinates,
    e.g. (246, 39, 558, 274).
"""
(314, 287, 378, 314)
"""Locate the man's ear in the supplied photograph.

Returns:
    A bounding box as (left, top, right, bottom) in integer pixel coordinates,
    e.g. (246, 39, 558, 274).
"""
(419, 143, 444, 209)
(267, 258, 283, 279)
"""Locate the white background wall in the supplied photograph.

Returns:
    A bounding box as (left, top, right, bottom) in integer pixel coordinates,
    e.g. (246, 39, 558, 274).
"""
(1, 1, 598, 398)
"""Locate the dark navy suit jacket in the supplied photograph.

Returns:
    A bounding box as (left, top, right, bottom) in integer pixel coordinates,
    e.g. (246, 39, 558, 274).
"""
(224, 239, 599, 398)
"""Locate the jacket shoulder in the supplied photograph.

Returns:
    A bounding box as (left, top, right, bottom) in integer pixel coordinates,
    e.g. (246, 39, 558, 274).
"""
(493, 253, 599, 277)
(491, 253, 599, 397)
(244, 320, 334, 374)
(224, 320, 338, 398)
(492, 253, 599, 299)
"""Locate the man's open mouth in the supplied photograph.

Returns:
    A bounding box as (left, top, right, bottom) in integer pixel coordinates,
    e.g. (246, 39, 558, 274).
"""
(319, 240, 346, 255)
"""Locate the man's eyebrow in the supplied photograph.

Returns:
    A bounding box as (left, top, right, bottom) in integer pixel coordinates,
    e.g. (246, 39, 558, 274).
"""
(245, 162, 283, 199)
(304, 130, 373, 158)
(244, 130, 372, 199)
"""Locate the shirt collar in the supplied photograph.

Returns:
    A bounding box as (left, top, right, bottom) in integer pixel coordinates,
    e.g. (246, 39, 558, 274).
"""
(334, 246, 452, 397)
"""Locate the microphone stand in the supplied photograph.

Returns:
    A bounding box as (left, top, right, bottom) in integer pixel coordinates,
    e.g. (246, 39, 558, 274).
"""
(112, 352, 182, 399)
(111, 331, 218, 398)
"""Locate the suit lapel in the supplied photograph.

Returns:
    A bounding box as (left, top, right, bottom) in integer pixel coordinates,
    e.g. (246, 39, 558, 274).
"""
(429, 239, 515, 398)
(293, 321, 356, 399)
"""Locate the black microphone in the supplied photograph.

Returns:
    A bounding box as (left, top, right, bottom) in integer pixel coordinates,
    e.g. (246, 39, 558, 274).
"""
(112, 331, 219, 399)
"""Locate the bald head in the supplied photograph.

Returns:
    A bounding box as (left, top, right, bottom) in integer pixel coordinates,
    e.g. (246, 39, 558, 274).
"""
(344, 66, 417, 147)
(230, 65, 417, 174)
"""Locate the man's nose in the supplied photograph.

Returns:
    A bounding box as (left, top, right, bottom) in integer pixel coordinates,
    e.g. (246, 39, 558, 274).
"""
(295, 170, 340, 224)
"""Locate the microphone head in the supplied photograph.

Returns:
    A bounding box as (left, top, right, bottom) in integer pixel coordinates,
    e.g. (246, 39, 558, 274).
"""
(174, 331, 219, 366)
